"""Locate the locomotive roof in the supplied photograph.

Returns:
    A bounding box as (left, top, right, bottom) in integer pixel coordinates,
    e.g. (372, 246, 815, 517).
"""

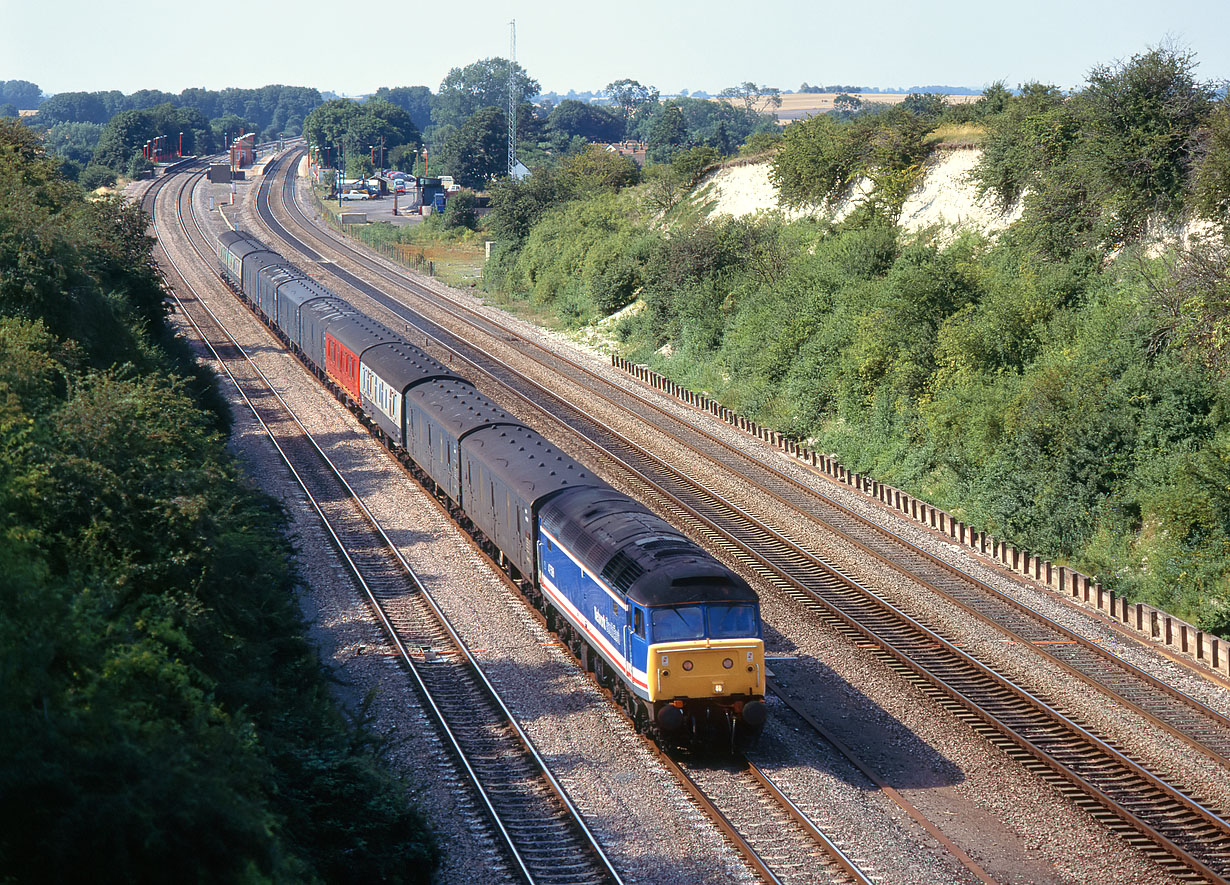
(406, 377, 518, 439)
(361, 340, 462, 393)
(463, 423, 607, 508)
(538, 485, 756, 607)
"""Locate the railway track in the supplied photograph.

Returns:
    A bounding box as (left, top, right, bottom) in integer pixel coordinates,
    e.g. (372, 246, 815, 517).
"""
(145, 162, 622, 885)
(667, 752, 876, 885)
(266, 151, 1230, 768)
(228, 150, 895, 883)
(243, 148, 1230, 882)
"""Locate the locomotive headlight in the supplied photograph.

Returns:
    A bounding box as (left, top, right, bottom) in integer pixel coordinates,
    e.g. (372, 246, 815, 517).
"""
(722, 658, 734, 669)
(682, 660, 693, 671)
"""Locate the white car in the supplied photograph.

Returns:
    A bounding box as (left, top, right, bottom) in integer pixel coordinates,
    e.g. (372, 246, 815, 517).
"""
(341, 190, 371, 200)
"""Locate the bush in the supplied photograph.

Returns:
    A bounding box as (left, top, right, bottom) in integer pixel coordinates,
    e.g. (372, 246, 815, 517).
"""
(441, 188, 478, 230)
(770, 106, 931, 212)
(1194, 100, 1230, 224)
(673, 145, 721, 185)
(79, 163, 117, 190)
(740, 129, 782, 156)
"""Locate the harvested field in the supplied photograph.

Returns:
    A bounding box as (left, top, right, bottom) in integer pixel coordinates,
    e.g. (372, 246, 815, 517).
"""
(716, 91, 981, 121)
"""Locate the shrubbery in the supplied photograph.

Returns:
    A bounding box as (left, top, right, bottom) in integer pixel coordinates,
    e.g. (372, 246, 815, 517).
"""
(973, 46, 1220, 254)
(770, 105, 932, 219)
(0, 117, 437, 881)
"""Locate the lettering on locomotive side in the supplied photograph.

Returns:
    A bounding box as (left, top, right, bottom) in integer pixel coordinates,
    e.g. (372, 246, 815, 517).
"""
(593, 606, 620, 641)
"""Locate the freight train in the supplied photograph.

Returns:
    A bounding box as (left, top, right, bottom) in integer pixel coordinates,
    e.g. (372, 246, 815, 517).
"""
(216, 229, 768, 747)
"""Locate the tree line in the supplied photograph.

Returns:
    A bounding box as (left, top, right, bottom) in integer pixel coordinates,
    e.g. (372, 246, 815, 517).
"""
(14, 83, 321, 186)
(14, 64, 782, 195)
(304, 61, 779, 189)
(0, 118, 437, 882)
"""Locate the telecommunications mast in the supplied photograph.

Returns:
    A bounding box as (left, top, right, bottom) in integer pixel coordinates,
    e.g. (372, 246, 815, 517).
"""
(508, 19, 517, 176)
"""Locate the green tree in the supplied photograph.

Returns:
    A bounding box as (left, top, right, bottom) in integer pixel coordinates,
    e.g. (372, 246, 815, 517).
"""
(79, 163, 117, 190)
(302, 98, 363, 163)
(373, 85, 435, 131)
(633, 96, 775, 156)
(439, 106, 508, 188)
(719, 81, 783, 115)
(1193, 100, 1230, 225)
(487, 166, 573, 244)
(1144, 236, 1230, 376)
(559, 144, 640, 193)
(605, 79, 659, 128)
(771, 108, 930, 213)
(972, 80, 1012, 119)
(433, 57, 538, 130)
(673, 145, 721, 185)
(901, 92, 948, 119)
(441, 188, 479, 230)
(971, 82, 1070, 208)
(0, 79, 42, 109)
(1079, 43, 1215, 237)
(0, 113, 439, 884)
(89, 108, 154, 172)
(35, 90, 123, 125)
(548, 99, 624, 142)
(210, 112, 260, 151)
(647, 103, 688, 163)
(833, 93, 862, 114)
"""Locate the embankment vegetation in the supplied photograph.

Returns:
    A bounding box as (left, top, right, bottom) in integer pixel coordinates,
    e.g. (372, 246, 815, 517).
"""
(481, 45, 1230, 636)
(0, 119, 436, 881)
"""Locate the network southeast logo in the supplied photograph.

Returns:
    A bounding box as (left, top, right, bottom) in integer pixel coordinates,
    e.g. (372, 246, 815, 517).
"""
(593, 606, 620, 641)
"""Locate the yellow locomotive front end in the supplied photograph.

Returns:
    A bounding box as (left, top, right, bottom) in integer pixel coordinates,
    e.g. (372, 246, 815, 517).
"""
(650, 637, 767, 741)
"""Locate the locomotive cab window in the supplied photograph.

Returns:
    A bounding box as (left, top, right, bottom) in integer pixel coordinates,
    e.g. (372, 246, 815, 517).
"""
(707, 603, 759, 639)
(651, 606, 705, 641)
(634, 608, 644, 638)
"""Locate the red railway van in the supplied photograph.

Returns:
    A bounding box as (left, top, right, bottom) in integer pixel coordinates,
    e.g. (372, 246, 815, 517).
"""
(323, 313, 397, 403)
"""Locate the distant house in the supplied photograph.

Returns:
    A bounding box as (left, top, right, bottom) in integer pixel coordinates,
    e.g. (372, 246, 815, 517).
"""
(602, 140, 647, 166)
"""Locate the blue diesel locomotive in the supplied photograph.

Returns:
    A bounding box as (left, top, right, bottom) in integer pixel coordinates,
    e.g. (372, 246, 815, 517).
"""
(217, 229, 767, 746)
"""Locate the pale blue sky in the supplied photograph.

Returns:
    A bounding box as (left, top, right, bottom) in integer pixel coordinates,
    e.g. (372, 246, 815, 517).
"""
(3, 0, 1227, 99)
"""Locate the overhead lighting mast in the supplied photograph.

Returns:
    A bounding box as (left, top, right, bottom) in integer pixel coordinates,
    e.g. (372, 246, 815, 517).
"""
(508, 19, 517, 177)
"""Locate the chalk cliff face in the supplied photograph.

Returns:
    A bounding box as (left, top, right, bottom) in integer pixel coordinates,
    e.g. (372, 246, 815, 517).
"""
(696, 148, 1022, 237)
(696, 149, 1220, 252)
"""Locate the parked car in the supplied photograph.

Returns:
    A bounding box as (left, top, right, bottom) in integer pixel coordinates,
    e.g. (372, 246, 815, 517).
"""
(342, 190, 371, 200)
(393, 180, 406, 193)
